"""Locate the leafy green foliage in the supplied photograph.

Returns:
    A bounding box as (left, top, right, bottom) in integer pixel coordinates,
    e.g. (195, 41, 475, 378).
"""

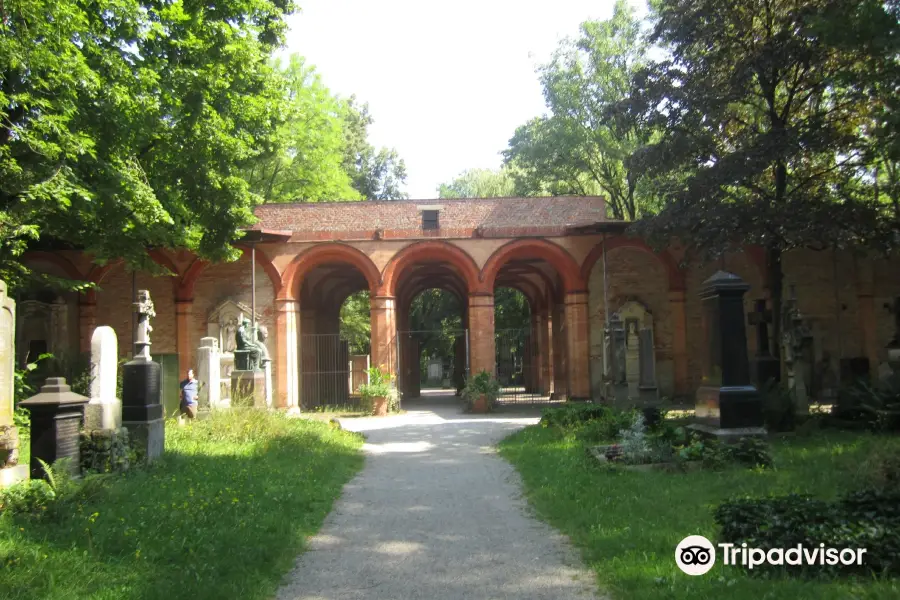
(339, 291, 371, 355)
(715, 489, 900, 576)
(0, 479, 57, 519)
(357, 366, 393, 399)
(461, 370, 501, 412)
(244, 55, 361, 203)
(500, 426, 900, 597)
(0, 0, 296, 288)
(437, 168, 516, 198)
(341, 97, 408, 200)
(833, 379, 900, 432)
(0, 410, 364, 598)
(540, 403, 619, 428)
(503, 0, 661, 220)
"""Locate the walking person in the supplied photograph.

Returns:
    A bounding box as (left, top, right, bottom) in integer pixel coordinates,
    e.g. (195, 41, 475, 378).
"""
(179, 368, 201, 421)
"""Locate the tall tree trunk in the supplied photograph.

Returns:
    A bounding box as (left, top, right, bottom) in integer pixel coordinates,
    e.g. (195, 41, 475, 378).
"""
(767, 244, 783, 381)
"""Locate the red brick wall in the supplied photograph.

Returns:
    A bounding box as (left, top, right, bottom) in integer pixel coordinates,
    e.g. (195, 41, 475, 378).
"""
(253, 196, 608, 241)
(588, 246, 674, 396)
(93, 264, 177, 356)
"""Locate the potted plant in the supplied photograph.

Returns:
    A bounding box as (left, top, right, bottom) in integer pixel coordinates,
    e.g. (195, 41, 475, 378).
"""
(357, 366, 395, 416)
(461, 370, 501, 413)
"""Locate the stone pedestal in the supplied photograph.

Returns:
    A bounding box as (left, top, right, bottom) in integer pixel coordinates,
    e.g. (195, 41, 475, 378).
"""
(18, 378, 89, 479)
(264, 362, 273, 408)
(690, 271, 765, 441)
(231, 370, 266, 408)
(121, 360, 165, 462)
(197, 337, 221, 410)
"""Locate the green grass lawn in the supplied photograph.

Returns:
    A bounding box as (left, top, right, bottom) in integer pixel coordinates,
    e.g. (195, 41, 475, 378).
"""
(499, 425, 900, 600)
(0, 410, 364, 600)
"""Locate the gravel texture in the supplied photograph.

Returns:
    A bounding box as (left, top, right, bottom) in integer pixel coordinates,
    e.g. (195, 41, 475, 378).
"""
(276, 395, 602, 600)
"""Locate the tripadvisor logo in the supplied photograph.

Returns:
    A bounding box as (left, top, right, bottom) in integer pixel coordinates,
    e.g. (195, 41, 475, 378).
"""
(675, 535, 868, 576)
(675, 535, 716, 576)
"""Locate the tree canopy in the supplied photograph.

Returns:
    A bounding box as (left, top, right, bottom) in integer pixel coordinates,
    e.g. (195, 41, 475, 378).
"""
(244, 55, 361, 203)
(437, 168, 516, 199)
(503, 0, 661, 220)
(1, 0, 294, 288)
(341, 97, 409, 200)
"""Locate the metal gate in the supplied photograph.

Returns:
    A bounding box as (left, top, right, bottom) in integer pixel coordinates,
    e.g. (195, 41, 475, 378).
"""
(300, 332, 370, 409)
(495, 328, 551, 404)
(395, 329, 468, 399)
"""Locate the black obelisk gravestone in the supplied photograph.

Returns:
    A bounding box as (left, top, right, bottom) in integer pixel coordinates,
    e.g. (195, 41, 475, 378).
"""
(691, 271, 766, 441)
(121, 290, 164, 462)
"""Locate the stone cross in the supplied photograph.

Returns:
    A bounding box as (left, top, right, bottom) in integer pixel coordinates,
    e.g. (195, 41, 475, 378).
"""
(85, 326, 121, 430)
(747, 299, 773, 357)
(197, 337, 221, 409)
(133, 290, 155, 362)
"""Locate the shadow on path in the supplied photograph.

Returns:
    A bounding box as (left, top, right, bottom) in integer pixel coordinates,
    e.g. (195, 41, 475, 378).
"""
(277, 392, 601, 600)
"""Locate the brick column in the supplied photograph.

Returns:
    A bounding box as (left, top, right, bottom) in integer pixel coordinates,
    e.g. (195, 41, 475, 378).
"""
(175, 300, 193, 377)
(299, 307, 317, 407)
(78, 301, 96, 354)
(370, 296, 396, 377)
(540, 308, 553, 395)
(468, 294, 495, 376)
(668, 290, 689, 395)
(552, 303, 567, 398)
(275, 299, 299, 409)
(856, 262, 879, 377)
(565, 291, 591, 400)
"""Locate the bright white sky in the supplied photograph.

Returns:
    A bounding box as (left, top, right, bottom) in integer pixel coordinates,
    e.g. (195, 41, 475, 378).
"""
(280, 1, 644, 199)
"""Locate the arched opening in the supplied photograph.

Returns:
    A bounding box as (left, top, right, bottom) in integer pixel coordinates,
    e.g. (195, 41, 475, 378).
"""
(493, 287, 535, 401)
(485, 239, 585, 401)
(298, 263, 372, 409)
(385, 244, 475, 404)
(401, 288, 466, 400)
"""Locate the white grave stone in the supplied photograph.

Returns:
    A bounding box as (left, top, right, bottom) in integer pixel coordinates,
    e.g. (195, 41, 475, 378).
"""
(0, 280, 26, 486)
(85, 326, 121, 430)
(197, 337, 221, 409)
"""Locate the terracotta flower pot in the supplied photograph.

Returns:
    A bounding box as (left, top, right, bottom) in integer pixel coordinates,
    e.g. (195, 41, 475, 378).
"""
(472, 394, 489, 414)
(372, 396, 388, 416)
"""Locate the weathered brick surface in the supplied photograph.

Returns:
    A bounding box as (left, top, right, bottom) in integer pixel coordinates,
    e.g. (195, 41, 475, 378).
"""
(588, 246, 674, 396)
(20, 197, 900, 408)
(252, 197, 608, 241)
(93, 264, 177, 355)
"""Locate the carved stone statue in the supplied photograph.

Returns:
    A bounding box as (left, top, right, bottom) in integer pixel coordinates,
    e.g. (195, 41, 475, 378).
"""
(234, 316, 262, 371)
(222, 316, 238, 353)
(133, 290, 155, 361)
(256, 324, 271, 366)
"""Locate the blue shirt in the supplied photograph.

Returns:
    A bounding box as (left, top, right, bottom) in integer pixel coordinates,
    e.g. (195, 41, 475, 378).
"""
(180, 378, 199, 405)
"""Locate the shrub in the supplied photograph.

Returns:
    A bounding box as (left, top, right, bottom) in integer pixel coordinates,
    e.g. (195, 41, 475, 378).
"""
(857, 445, 900, 493)
(357, 367, 399, 414)
(675, 435, 773, 470)
(461, 370, 501, 412)
(715, 489, 900, 576)
(833, 380, 900, 432)
(540, 403, 612, 428)
(573, 409, 638, 443)
(0, 479, 56, 518)
(762, 381, 797, 432)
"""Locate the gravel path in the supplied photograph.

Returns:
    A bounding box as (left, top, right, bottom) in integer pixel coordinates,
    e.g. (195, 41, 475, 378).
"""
(276, 394, 602, 600)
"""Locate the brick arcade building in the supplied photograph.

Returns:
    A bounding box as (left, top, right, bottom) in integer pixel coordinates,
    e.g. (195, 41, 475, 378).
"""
(15, 196, 900, 412)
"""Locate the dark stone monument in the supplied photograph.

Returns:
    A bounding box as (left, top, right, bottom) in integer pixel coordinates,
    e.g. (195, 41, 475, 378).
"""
(230, 315, 266, 407)
(747, 298, 780, 389)
(691, 271, 766, 441)
(18, 377, 88, 479)
(121, 290, 164, 462)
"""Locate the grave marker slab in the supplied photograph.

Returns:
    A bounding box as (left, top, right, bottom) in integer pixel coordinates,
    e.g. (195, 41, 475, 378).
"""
(85, 326, 121, 430)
